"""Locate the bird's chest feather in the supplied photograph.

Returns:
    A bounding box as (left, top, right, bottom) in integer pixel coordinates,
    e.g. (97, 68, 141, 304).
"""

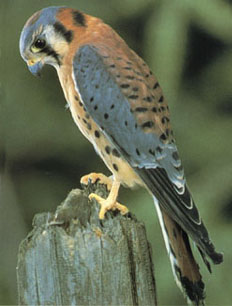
(57, 65, 141, 188)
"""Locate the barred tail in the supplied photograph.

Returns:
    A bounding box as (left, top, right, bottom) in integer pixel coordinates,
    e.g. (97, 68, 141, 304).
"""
(153, 196, 205, 305)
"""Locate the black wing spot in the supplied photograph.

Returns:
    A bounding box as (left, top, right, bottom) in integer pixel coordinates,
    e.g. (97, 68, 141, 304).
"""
(143, 96, 153, 102)
(142, 121, 154, 129)
(125, 121, 128, 126)
(110, 104, 115, 109)
(109, 64, 116, 68)
(161, 116, 170, 124)
(128, 95, 139, 100)
(74, 96, 78, 101)
(160, 133, 167, 141)
(112, 148, 120, 157)
(90, 97, 94, 102)
(79, 101, 83, 107)
(152, 107, 157, 113)
(134, 107, 148, 113)
(113, 163, 119, 171)
(156, 146, 163, 153)
(136, 148, 140, 156)
(105, 146, 111, 154)
(159, 95, 164, 103)
(120, 83, 130, 89)
(153, 82, 159, 89)
(94, 105, 98, 110)
(94, 130, 100, 138)
(149, 149, 155, 156)
(104, 113, 109, 120)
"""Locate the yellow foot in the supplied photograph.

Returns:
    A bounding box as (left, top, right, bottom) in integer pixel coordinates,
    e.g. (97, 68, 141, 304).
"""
(80, 172, 112, 191)
(89, 193, 129, 219)
(86, 179, 129, 219)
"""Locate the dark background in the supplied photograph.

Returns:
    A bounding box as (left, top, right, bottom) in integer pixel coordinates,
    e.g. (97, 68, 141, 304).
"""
(1, 0, 232, 304)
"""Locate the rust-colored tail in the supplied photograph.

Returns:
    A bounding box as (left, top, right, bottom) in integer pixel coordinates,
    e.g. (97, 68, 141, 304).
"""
(154, 199, 205, 305)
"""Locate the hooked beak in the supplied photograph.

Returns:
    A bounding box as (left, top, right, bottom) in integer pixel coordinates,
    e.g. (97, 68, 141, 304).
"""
(27, 59, 43, 76)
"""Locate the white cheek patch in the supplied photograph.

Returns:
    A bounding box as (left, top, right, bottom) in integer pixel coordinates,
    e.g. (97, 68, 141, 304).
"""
(45, 25, 56, 41)
(46, 25, 69, 57)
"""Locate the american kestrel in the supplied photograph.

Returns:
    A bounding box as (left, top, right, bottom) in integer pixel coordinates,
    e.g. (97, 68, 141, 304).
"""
(19, 6, 223, 305)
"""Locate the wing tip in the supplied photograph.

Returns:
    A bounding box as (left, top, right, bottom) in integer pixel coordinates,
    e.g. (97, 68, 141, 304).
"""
(204, 240, 224, 265)
(211, 251, 223, 265)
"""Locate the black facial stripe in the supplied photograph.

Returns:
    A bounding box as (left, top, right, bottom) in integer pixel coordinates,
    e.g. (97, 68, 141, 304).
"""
(72, 10, 86, 27)
(43, 46, 61, 66)
(53, 21, 73, 43)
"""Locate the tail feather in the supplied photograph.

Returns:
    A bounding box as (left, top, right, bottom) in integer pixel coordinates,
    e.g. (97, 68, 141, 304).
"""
(154, 197, 205, 305)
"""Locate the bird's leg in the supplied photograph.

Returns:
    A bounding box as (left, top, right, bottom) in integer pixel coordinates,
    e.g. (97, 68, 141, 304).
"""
(89, 180, 129, 219)
(80, 173, 129, 219)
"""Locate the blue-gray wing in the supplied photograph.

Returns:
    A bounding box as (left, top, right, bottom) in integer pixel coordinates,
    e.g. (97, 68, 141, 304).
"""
(72, 44, 222, 264)
(72, 45, 183, 184)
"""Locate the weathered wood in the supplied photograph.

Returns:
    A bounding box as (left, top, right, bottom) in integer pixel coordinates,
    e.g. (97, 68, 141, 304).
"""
(17, 183, 157, 305)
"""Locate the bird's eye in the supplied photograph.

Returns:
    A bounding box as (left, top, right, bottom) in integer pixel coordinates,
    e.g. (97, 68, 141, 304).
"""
(31, 38, 46, 53)
(34, 38, 46, 49)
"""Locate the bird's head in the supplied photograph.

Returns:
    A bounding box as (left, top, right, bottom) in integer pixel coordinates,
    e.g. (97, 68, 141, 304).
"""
(19, 6, 87, 76)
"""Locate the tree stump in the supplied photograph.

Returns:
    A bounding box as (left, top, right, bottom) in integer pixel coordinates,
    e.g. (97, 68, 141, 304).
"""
(17, 183, 157, 305)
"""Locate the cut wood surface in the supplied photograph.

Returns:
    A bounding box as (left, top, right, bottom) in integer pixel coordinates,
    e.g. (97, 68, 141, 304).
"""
(17, 183, 157, 305)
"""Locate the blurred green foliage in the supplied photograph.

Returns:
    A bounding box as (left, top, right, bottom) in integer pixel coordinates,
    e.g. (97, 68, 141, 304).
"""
(1, 0, 232, 304)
